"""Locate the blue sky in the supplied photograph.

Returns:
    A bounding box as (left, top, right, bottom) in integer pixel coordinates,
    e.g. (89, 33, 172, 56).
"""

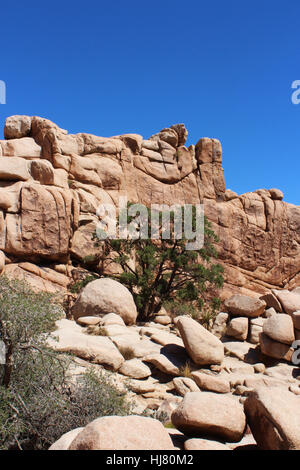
(1, 0, 299, 205)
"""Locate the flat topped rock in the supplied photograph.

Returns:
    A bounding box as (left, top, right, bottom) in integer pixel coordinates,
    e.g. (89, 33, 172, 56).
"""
(47, 319, 124, 371)
(225, 294, 266, 318)
(171, 391, 246, 443)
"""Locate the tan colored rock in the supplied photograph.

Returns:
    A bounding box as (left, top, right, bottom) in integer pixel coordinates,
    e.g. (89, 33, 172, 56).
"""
(149, 331, 184, 347)
(249, 323, 263, 344)
(269, 188, 284, 200)
(112, 335, 161, 359)
(260, 293, 282, 312)
(144, 344, 192, 377)
(0, 157, 30, 181)
(154, 315, 172, 325)
(176, 316, 224, 366)
(173, 377, 200, 396)
(225, 294, 266, 318)
(49, 428, 84, 450)
(3, 263, 68, 293)
(100, 312, 126, 327)
(68, 416, 175, 450)
(76, 316, 101, 326)
(226, 317, 248, 341)
(260, 332, 294, 361)
(264, 307, 277, 318)
(171, 392, 246, 442)
(1, 137, 41, 159)
(263, 313, 295, 345)
(5, 184, 73, 261)
(4, 115, 32, 139)
(48, 319, 125, 371)
(128, 379, 157, 394)
(273, 289, 300, 315)
(72, 278, 138, 325)
(245, 387, 300, 450)
(223, 340, 258, 362)
(184, 438, 230, 450)
(291, 311, 300, 330)
(119, 359, 152, 379)
(191, 371, 230, 394)
(211, 312, 229, 338)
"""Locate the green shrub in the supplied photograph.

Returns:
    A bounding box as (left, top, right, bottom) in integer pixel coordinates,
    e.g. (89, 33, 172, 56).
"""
(0, 277, 133, 450)
(69, 274, 98, 294)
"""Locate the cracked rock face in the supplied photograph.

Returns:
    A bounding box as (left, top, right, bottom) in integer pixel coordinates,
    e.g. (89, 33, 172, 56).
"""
(0, 115, 299, 297)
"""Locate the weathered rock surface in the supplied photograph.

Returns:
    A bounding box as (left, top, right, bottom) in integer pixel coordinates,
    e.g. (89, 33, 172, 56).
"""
(245, 387, 300, 450)
(171, 392, 246, 442)
(72, 278, 137, 325)
(0, 115, 299, 298)
(68, 415, 175, 450)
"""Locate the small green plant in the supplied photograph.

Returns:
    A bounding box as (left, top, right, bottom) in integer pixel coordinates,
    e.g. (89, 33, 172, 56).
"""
(198, 297, 221, 330)
(164, 421, 175, 429)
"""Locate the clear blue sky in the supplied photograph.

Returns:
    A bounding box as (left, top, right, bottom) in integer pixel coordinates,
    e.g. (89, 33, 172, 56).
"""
(1, 0, 300, 205)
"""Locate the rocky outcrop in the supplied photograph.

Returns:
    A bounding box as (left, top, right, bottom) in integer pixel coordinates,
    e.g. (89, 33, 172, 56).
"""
(0, 115, 299, 297)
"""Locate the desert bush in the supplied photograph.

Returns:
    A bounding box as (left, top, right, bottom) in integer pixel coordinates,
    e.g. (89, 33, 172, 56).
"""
(0, 277, 133, 450)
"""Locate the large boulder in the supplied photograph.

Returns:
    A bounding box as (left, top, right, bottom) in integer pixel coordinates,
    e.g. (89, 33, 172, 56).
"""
(4, 115, 32, 139)
(171, 392, 246, 442)
(68, 416, 175, 450)
(176, 316, 224, 366)
(0, 157, 30, 181)
(273, 290, 300, 315)
(226, 317, 249, 341)
(225, 294, 266, 318)
(259, 333, 294, 362)
(263, 314, 295, 345)
(72, 278, 138, 325)
(245, 387, 300, 450)
(191, 371, 230, 394)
